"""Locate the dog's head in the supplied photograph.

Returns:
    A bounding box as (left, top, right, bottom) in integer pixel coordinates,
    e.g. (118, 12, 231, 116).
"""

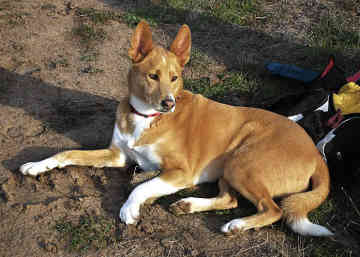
(128, 21, 191, 114)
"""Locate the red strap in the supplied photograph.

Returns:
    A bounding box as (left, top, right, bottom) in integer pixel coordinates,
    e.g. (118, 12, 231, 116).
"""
(326, 110, 343, 129)
(320, 57, 335, 79)
(347, 70, 360, 82)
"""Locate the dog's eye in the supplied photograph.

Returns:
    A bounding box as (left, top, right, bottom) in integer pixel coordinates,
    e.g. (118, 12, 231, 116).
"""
(148, 74, 159, 81)
(171, 76, 178, 82)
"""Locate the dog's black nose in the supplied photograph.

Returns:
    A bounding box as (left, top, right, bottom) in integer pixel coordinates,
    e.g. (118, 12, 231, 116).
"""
(161, 97, 175, 110)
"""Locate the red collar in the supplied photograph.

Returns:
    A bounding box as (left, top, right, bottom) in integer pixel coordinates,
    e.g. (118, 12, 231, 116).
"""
(130, 104, 161, 118)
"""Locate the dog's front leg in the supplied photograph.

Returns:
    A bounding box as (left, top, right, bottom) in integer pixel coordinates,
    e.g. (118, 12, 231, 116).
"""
(20, 148, 126, 176)
(120, 171, 189, 224)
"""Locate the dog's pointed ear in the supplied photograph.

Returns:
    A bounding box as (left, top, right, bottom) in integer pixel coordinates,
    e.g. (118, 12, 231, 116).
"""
(170, 24, 191, 67)
(128, 20, 153, 63)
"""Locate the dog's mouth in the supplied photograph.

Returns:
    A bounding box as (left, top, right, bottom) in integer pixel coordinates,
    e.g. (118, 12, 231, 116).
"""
(156, 103, 176, 113)
(156, 97, 176, 113)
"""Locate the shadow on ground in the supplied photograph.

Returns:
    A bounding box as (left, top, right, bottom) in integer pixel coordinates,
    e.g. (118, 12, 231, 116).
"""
(0, 67, 117, 145)
(1, 1, 360, 254)
(101, 0, 360, 75)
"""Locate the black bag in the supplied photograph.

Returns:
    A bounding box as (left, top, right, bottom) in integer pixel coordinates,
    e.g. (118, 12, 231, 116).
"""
(317, 115, 360, 188)
(264, 56, 360, 184)
(265, 55, 346, 118)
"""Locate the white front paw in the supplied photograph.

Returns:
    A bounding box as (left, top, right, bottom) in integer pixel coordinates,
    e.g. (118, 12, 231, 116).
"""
(119, 200, 140, 225)
(20, 158, 59, 176)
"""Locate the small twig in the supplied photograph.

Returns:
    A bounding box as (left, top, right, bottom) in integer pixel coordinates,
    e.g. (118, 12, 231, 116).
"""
(236, 241, 268, 255)
(166, 241, 174, 257)
(341, 186, 360, 217)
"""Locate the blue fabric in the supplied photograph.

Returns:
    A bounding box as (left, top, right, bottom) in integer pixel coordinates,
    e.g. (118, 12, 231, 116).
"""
(266, 62, 319, 83)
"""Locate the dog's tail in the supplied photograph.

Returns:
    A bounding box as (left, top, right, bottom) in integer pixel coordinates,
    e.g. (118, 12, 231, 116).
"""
(281, 158, 334, 236)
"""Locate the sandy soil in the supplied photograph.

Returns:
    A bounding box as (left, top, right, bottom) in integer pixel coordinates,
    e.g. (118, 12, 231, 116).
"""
(1, 0, 360, 256)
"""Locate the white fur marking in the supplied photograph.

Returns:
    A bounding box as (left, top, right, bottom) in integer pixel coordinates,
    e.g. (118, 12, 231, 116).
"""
(161, 54, 167, 65)
(175, 197, 216, 213)
(20, 158, 61, 176)
(111, 94, 164, 170)
(120, 177, 181, 224)
(290, 218, 334, 236)
(130, 95, 159, 116)
(132, 144, 162, 170)
(112, 116, 154, 149)
(221, 218, 247, 233)
(111, 124, 161, 170)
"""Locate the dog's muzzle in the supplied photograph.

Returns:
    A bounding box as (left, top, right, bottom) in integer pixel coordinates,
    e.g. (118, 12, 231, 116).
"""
(160, 97, 176, 112)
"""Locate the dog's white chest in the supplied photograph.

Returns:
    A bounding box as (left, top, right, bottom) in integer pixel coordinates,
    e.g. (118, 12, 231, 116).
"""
(111, 117, 161, 171)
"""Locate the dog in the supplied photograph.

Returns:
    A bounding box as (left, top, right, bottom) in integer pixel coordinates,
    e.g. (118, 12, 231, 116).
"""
(20, 21, 333, 236)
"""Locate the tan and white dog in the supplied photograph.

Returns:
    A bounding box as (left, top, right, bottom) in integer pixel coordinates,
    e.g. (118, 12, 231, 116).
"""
(20, 21, 333, 236)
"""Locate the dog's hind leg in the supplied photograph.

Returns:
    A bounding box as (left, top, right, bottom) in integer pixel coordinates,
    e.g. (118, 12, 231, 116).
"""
(20, 147, 126, 176)
(221, 171, 283, 235)
(221, 195, 282, 235)
(169, 178, 238, 215)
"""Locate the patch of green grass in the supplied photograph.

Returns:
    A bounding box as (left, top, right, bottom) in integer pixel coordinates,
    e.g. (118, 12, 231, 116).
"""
(187, 47, 214, 73)
(121, 0, 262, 28)
(71, 8, 121, 50)
(170, 0, 259, 25)
(121, 6, 182, 27)
(0, 0, 29, 25)
(0, 0, 12, 11)
(41, 3, 57, 10)
(55, 215, 117, 253)
(308, 198, 335, 224)
(121, 13, 144, 27)
(185, 71, 259, 101)
(75, 8, 120, 25)
(80, 65, 104, 74)
(48, 56, 69, 69)
(309, 14, 360, 50)
(72, 24, 107, 45)
(0, 11, 30, 26)
(80, 52, 99, 62)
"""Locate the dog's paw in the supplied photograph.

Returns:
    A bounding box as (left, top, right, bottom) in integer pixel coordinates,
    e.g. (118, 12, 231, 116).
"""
(119, 201, 140, 225)
(221, 219, 247, 235)
(20, 158, 59, 176)
(169, 199, 192, 215)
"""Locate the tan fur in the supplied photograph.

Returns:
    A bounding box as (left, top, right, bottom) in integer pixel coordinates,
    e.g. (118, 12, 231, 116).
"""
(53, 148, 125, 168)
(115, 97, 136, 134)
(20, 21, 332, 236)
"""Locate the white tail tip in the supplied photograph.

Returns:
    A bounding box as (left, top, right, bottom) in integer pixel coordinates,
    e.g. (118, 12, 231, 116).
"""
(290, 218, 334, 236)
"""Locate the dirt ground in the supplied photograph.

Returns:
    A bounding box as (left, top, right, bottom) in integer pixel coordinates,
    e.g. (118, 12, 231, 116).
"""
(1, 0, 360, 256)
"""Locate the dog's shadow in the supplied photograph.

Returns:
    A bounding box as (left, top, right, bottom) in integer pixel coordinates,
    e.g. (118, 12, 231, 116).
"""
(0, 66, 118, 165)
(0, 67, 130, 216)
